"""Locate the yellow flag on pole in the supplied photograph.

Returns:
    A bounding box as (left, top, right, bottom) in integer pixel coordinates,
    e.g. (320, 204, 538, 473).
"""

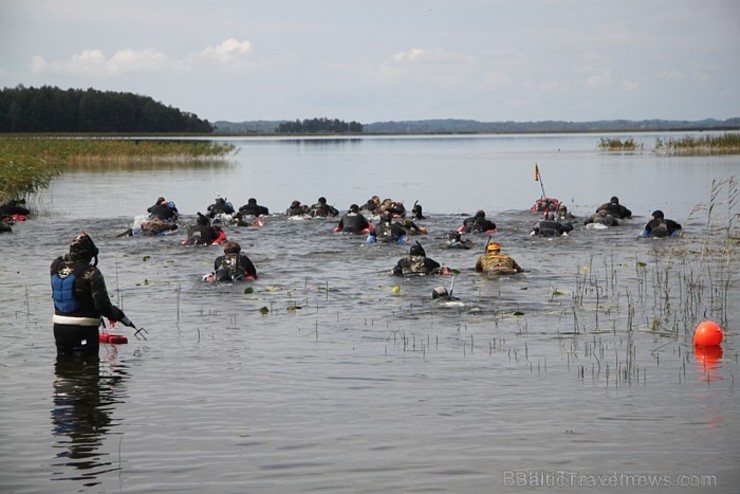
(534, 163, 540, 182)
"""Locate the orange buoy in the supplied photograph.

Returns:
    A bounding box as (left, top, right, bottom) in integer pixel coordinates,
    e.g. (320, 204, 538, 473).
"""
(99, 333, 110, 343)
(693, 321, 723, 347)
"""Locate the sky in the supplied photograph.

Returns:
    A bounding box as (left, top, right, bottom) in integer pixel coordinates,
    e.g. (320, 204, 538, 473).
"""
(1, 0, 739, 124)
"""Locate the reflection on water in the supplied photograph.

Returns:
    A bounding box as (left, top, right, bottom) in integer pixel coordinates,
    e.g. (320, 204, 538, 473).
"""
(51, 352, 128, 485)
(694, 345, 724, 383)
(63, 159, 233, 172)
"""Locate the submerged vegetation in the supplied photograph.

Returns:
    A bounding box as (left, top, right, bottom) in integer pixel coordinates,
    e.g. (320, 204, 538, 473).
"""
(0, 137, 237, 202)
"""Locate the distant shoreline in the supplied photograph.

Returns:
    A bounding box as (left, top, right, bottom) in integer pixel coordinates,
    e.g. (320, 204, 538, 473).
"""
(209, 127, 740, 138)
(213, 117, 740, 136)
(2, 126, 740, 139)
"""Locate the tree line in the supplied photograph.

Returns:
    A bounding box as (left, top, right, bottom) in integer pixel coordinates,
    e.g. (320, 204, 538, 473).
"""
(0, 85, 213, 133)
(276, 117, 363, 134)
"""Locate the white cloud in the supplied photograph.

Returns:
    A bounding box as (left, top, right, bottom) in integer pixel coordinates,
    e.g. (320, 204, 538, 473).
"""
(30, 48, 189, 76)
(392, 48, 425, 63)
(28, 38, 253, 77)
(188, 38, 253, 68)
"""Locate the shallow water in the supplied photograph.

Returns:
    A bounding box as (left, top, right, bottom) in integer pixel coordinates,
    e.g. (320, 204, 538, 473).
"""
(1, 133, 739, 493)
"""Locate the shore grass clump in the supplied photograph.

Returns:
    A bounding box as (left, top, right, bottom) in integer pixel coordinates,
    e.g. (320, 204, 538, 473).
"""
(0, 138, 61, 202)
(597, 137, 640, 151)
(56, 138, 237, 163)
(0, 136, 237, 202)
(654, 133, 740, 155)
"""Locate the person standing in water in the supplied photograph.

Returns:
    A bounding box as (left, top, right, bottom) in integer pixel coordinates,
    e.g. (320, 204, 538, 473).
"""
(51, 233, 134, 356)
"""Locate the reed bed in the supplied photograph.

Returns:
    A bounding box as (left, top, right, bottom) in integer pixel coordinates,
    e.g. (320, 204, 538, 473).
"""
(0, 136, 236, 201)
(597, 137, 641, 151)
(0, 138, 61, 202)
(598, 133, 740, 155)
(654, 133, 740, 155)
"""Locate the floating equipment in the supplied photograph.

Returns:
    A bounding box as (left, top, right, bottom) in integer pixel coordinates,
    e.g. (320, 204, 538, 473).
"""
(693, 320, 723, 347)
(99, 333, 128, 344)
(530, 197, 560, 213)
(211, 230, 228, 245)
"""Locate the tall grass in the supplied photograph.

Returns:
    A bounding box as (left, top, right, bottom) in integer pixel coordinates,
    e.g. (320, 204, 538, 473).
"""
(597, 137, 641, 151)
(654, 133, 740, 155)
(564, 176, 737, 387)
(598, 133, 740, 155)
(0, 139, 61, 202)
(0, 137, 237, 202)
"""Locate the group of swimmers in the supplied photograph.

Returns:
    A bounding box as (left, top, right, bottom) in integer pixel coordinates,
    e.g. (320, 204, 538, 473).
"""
(48, 191, 684, 356)
(180, 193, 683, 282)
(529, 196, 682, 239)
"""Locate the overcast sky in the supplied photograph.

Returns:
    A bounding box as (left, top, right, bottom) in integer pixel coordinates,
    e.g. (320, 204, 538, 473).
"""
(2, 0, 739, 124)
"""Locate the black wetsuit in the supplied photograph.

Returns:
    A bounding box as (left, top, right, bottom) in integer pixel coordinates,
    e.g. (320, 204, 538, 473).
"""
(392, 255, 441, 275)
(372, 221, 407, 242)
(462, 216, 497, 233)
(584, 211, 619, 226)
(214, 253, 257, 281)
(148, 203, 178, 221)
(532, 219, 573, 237)
(286, 204, 310, 216)
(51, 255, 128, 356)
(207, 199, 235, 218)
(239, 203, 269, 216)
(337, 212, 370, 233)
(643, 218, 682, 237)
(185, 224, 220, 245)
(597, 202, 632, 219)
(310, 202, 339, 218)
(0, 200, 30, 216)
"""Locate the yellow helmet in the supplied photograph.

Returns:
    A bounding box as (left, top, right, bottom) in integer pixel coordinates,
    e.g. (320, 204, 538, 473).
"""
(486, 242, 501, 252)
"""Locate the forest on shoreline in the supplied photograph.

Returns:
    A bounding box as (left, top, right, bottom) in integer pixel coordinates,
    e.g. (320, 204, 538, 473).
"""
(2, 85, 738, 136)
(0, 86, 213, 133)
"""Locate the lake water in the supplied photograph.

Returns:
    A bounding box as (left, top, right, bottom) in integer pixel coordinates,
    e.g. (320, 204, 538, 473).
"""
(1, 133, 739, 493)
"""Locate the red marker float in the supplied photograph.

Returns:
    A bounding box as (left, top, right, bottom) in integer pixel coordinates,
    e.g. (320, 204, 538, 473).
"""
(693, 320, 723, 347)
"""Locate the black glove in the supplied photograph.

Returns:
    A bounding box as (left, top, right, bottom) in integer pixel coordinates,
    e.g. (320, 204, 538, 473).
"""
(120, 316, 135, 328)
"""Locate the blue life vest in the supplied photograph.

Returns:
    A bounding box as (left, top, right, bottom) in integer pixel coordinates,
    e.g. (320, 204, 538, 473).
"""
(52, 266, 85, 313)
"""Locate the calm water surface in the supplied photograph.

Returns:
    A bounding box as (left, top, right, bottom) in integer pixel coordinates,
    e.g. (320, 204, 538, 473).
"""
(1, 133, 739, 493)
